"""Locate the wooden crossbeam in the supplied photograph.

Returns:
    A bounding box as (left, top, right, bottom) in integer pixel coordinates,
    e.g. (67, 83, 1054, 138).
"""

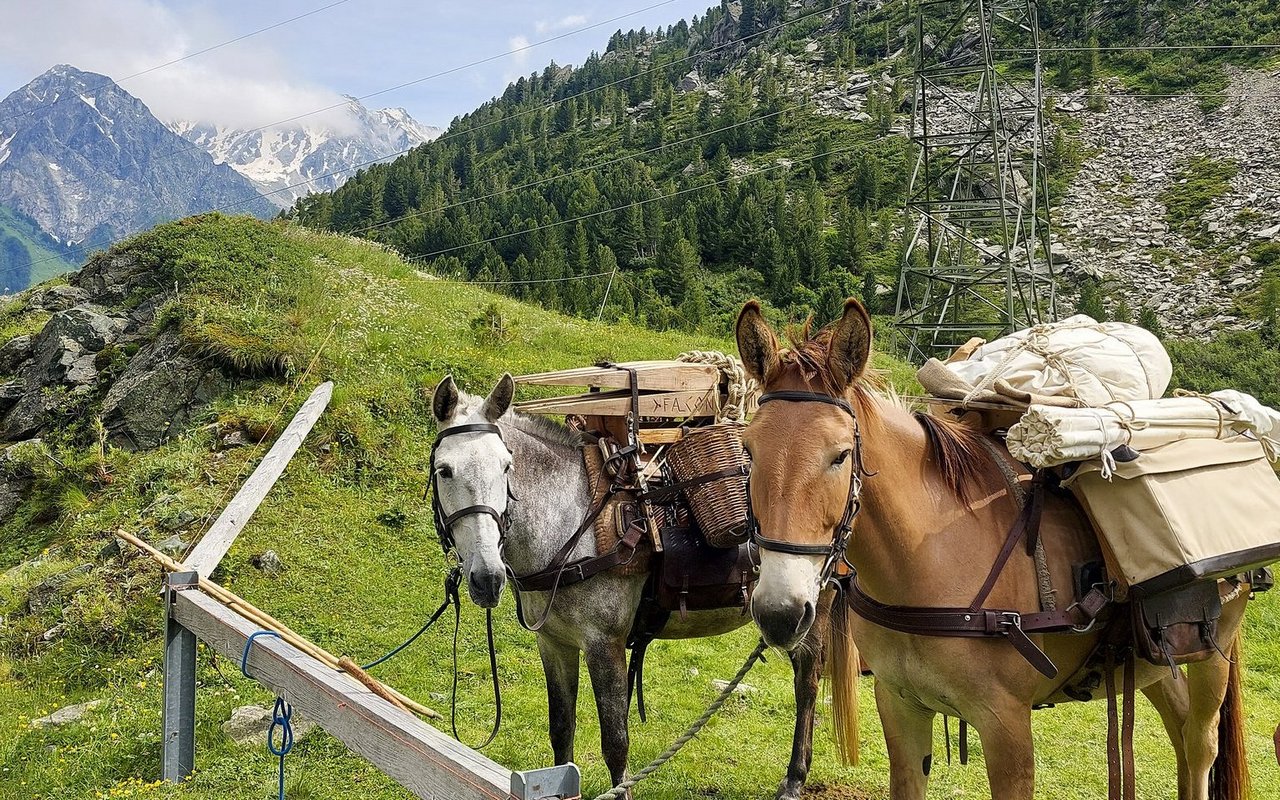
(171, 589, 515, 800)
(183, 382, 333, 579)
(515, 388, 719, 419)
(514, 361, 719, 392)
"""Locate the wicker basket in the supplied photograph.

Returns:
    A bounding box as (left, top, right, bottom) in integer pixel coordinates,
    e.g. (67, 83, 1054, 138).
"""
(666, 422, 750, 548)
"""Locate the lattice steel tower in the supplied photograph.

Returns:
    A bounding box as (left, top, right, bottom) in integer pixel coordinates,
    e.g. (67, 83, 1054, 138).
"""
(894, 0, 1056, 360)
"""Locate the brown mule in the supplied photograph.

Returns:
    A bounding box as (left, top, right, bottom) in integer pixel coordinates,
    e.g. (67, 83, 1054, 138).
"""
(736, 297, 1252, 800)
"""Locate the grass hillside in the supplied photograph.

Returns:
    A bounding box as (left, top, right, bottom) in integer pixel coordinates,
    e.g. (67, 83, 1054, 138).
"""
(0, 205, 75, 293)
(0, 215, 1277, 800)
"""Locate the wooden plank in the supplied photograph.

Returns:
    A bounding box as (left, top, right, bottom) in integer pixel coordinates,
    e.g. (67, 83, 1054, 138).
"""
(514, 362, 719, 392)
(183, 382, 334, 579)
(515, 389, 719, 419)
(638, 428, 685, 445)
(172, 589, 515, 800)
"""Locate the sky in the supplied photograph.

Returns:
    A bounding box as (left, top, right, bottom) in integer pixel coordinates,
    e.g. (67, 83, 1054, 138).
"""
(0, 0, 717, 130)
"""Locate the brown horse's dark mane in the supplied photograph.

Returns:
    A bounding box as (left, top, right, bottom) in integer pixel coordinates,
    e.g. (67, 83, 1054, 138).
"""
(778, 318, 991, 505)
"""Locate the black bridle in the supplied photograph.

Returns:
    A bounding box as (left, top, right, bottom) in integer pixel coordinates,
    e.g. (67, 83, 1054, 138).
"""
(745, 390, 873, 586)
(429, 422, 517, 555)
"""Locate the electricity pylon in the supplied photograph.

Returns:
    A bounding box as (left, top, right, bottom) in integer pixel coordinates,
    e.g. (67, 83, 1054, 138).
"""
(894, 0, 1056, 360)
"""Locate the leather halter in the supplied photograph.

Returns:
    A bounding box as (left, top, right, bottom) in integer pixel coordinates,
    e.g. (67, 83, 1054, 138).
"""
(430, 422, 516, 555)
(745, 390, 869, 586)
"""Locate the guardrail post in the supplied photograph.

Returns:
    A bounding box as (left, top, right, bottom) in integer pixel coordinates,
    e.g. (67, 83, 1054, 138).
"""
(162, 570, 200, 782)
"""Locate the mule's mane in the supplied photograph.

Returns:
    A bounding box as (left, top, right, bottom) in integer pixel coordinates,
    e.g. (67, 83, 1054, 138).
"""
(506, 410, 586, 449)
(777, 318, 991, 504)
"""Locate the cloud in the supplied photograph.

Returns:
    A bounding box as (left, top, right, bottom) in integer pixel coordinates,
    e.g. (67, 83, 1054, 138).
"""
(508, 35, 533, 69)
(534, 15, 588, 35)
(0, 0, 350, 130)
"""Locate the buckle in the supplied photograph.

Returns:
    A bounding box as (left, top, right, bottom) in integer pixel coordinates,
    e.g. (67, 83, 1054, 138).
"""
(985, 610, 1021, 634)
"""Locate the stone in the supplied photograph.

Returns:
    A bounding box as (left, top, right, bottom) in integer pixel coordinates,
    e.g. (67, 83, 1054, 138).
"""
(31, 700, 103, 729)
(36, 306, 124, 354)
(1049, 243, 1073, 265)
(101, 331, 227, 450)
(223, 705, 316, 747)
(25, 563, 92, 614)
(711, 679, 757, 696)
(250, 550, 286, 576)
(27, 285, 88, 312)
(677, 70, 703, 93)
(220, 429, 252, 449)
(0, 336, 33, 374)
(156, 534, 189, 558)
(1253, 223, 1280, 239)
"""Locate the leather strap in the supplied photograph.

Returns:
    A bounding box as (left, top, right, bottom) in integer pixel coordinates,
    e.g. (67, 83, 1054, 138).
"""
(845, 577, 1063, 678)
(636, 464, 748, 503)
(758, 390, 854, 417)
(1122, 655, 1136, 800)
(1106, 650, 1120, 800)
(513, 521, 644, 592)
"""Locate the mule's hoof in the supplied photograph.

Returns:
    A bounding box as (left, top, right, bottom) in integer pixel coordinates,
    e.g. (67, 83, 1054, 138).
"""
(774, 779, 804, 800)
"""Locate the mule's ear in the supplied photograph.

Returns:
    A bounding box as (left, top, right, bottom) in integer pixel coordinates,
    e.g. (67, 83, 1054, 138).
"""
(433, 375, 460, 423)
(736, 300, 781, 384)
(483, 373, 515, 422)
(827, 298, 872, 390)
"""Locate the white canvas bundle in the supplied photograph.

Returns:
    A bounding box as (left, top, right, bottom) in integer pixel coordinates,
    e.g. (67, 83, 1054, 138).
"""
(946, 315, 1171, 407)
(1006, 390, 1280, 472)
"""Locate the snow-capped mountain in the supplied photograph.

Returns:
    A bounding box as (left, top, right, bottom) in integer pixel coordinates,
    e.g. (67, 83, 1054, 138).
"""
(0, 65, 274, 255)
(170, 98, 443, 207)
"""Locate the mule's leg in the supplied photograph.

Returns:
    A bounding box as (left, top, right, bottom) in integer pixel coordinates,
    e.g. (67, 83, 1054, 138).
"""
(875, 685, 936, 800)
(538, 635, 581, 766)
(971, 699, 1035, 799)
(776, 592, 832, 800)
(1143, 672, 1192, 799)
(1181, 654, 1232, 800)
(585, 637, 632, 795)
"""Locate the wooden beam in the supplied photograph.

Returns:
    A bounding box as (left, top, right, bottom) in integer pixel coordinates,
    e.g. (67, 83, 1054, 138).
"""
(515, 388, 719, 419)
(183, 382, 334, 579)
(172, 589, 515, 800)
(514, 361, 719, 392)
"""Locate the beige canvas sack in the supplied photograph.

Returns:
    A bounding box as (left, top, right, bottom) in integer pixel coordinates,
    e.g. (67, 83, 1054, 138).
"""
(1061, 436, 1280, 597)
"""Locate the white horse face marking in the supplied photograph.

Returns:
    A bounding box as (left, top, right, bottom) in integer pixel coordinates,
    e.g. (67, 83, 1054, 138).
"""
(751, 549, 824, 650)
(432, 375, 515, 608)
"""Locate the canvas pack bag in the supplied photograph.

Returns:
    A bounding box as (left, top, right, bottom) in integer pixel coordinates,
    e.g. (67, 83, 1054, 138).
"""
(1061, 436, 1280, 598)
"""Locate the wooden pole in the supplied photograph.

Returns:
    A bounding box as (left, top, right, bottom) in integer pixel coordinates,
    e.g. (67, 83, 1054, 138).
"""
(183, 381, 334, 579)
(118, 529, 442, 721)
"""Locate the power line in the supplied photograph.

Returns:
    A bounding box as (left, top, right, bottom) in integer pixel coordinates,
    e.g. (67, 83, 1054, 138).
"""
(412, 139, 866, 262)
(147, 1, 683, 165)
(219, 0, 873, 211)
(0, 0, 353, 129)
(4, 0, 873, 280)
(344, 103, 804, 238)
(1001, 43, 1280, 53)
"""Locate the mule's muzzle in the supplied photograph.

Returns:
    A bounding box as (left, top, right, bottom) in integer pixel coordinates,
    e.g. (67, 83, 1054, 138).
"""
(468, 567, 506, 608)
(753, 598, 816, 650)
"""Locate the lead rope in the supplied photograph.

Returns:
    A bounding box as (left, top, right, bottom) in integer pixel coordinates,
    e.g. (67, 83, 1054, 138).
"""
(590, 639, 768, 800)
(240, 631, 294, 800)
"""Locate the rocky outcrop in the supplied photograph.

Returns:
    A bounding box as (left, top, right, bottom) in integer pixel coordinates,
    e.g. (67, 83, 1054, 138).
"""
(101, 330, 226, 449)
(0, 247, 228, 448)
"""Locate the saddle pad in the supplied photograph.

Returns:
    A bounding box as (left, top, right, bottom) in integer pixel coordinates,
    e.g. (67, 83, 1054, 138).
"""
(583, 442, 651, 578)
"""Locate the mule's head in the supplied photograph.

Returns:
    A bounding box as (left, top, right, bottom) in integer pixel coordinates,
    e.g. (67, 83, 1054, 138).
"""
(737, 299, 872, 650)
(431, 373, 516, 608)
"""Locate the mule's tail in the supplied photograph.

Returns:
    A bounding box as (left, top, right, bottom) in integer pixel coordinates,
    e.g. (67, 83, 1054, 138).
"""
(826, 595, 860, 766)
(1209, 629, 1250, 800)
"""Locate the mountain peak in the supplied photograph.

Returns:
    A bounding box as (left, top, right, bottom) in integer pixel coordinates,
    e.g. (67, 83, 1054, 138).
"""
(169, 97, 443, 207)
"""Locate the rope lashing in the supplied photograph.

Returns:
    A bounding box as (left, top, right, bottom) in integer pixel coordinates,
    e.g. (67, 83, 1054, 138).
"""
(241, 630, 295, 800)
(677, 350, 759, 423)
(590, 639, 768, 800)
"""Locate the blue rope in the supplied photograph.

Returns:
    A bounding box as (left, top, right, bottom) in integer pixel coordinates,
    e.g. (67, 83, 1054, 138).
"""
(241, 631, 294, 800)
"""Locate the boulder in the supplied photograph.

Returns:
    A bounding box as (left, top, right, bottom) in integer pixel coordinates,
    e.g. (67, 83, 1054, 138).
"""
(0, 336, 33, 373)
(31, 700, 104, 729)
(222, 705, 317, 747)
(36, 306, 125, 354)
(0, 440, 37, 522)
(27, 285, 89, 312)
(101, 331, 227, 450)
(250, 550, 286, 576)
(72, 253, 161, 304)
(677, 70, 704, 93)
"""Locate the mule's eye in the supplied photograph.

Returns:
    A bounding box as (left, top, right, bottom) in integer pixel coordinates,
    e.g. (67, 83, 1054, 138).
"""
(436, 465, 453, 479)
(503, 462, 513, 474)
(832, 449, 852, 467)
